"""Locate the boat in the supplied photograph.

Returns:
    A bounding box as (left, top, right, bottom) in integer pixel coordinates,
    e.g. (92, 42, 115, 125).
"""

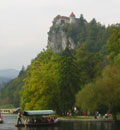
(14, 123, 25, 127)
(15, 110, 59, 127)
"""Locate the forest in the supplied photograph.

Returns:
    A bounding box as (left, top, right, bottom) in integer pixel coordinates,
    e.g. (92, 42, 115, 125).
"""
(0, 14, 120, 119)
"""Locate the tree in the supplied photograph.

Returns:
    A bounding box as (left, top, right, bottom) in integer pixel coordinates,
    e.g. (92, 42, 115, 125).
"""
(107, 27, 120, 61)
(76, 65, 120, 120)
(75, 44, 102, 85)
(21, 49, 60, 111)
(57, 48, 80, 115)
(79, 14, 86, 25)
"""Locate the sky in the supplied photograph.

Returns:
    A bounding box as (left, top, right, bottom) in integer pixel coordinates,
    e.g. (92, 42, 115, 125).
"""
(0, 0, 120, 70)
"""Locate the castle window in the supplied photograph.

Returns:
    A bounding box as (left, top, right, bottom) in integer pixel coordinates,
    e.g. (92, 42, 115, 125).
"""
(61, 20, 65, 24)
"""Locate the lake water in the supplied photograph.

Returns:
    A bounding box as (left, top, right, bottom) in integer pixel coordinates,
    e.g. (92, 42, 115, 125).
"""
(1, 114, 120, 130)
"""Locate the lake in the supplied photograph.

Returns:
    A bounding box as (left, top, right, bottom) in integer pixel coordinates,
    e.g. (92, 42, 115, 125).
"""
(1, 114, 120, 130)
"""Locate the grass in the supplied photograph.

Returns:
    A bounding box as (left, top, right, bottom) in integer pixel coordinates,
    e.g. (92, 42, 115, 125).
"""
(58, 116, 94, 120)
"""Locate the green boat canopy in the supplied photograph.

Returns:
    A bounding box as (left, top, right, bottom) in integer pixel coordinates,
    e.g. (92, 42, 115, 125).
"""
(23, 110, 55, 117)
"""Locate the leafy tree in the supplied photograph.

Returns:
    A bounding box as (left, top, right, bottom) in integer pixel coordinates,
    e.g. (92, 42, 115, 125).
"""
(57, 48, 80, 115)
(107, 27, 120, 61)
(21, 48, 80, 116)
(76, 65, 120, 120)
(1, 15, 119, 114)
(21, 49, 60, 111)
(75, 44, 102, 85)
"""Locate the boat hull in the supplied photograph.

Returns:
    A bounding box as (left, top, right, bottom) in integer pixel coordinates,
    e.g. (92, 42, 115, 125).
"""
(14, 123, 25, 127)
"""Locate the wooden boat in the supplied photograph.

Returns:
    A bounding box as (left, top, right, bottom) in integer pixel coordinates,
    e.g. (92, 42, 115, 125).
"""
(15, 110, 59, 127)
(14, 123, 25, 127)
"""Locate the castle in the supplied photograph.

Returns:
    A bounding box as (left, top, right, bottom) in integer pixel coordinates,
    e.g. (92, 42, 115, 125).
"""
(53, 12, 78, 25)
(48, 12, 79, 52)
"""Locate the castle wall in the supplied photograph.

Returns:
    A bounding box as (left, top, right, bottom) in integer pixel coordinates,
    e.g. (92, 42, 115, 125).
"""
(53, 13, 78, 26)
(70, 17, 76, 24)
(54, 18, 69, 25)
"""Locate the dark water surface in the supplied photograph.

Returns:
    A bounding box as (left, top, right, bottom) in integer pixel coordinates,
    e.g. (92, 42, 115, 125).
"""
(1, 114, 120, 130)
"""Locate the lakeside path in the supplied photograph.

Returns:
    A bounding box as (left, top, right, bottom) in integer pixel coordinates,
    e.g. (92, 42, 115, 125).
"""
(58, 116, 116, 122)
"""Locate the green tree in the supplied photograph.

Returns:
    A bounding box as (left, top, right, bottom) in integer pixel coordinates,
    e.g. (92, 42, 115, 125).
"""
(107, 27, 120, 61)
(21, 49, 60, 111)
(75, 44, 102, 85)
(76, 65, 120, 120)
(57, 48, 80, 115)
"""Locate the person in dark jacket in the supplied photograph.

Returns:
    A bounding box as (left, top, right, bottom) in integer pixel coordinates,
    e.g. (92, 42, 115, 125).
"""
(17, 112, 22, 124)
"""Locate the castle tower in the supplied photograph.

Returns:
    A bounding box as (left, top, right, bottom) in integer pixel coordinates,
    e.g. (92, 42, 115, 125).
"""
(69, 12, 76, 24)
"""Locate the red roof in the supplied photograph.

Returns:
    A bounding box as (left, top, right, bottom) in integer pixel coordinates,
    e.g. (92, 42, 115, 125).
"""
(60, 16, 69, 19)
(70, 12, 75, 17)
(54, 15, 69, 20)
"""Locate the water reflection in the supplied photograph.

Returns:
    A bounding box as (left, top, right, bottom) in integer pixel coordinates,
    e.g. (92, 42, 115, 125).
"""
(59, 121, 120, 130)
(16, 126, 59, 130)
(1, 114, 120, 130)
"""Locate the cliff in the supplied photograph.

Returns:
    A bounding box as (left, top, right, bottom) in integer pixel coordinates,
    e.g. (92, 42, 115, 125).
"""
(48, 27, 76, 52)
(47, 13, 109, 53)
(47, 12, 78, 52)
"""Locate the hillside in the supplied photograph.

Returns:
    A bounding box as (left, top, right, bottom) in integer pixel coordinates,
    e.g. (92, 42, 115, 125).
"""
(0, 13, 119, 112)
(20, 14, 115, 112)
(0, 69, 19, 88)
(0, 67, 25, 108)
(0, 76, 11, 84)
(0, 69, 19, 79)
(48, 13, 109, 54)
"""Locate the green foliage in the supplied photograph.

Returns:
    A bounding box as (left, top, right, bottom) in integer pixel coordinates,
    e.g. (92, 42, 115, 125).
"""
(21, 49, 60, 111)
(21, 45, 104, 115)
(57, 48, 80, 115)
(75, 44, 103, 85)
(60, 15, 109, 54)
(21, 48, 80, 115)
(1, 14, 120, 118)
(107, 26, 120, 61)
(76, 65, 120, 120)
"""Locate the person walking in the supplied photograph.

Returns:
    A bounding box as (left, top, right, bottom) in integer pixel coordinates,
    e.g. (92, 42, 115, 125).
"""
(17, 112, 22, 124)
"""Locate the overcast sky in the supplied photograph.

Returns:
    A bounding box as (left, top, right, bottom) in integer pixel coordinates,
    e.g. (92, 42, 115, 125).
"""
(0, 0, 120, 70)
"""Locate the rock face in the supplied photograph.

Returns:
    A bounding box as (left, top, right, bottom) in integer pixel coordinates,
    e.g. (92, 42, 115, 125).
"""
(48, 28, 76, 53)
(47, 12, 78, 53)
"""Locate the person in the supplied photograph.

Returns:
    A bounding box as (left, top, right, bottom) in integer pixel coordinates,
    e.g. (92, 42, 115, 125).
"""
(17, 112, 22, 124)
(94, 112, 99, 119)
(84, 112, 87, 116)
(0, 112, 2, 122)
(107, 113, 111, 118)
(54, 118, 59, 123)
(94, 114, 97, 119)
(104, 114, 108, 119)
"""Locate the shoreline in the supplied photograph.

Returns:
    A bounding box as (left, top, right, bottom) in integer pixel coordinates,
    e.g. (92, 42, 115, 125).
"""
(59, 118, 114, 122)
(58, 116, 119, 122)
